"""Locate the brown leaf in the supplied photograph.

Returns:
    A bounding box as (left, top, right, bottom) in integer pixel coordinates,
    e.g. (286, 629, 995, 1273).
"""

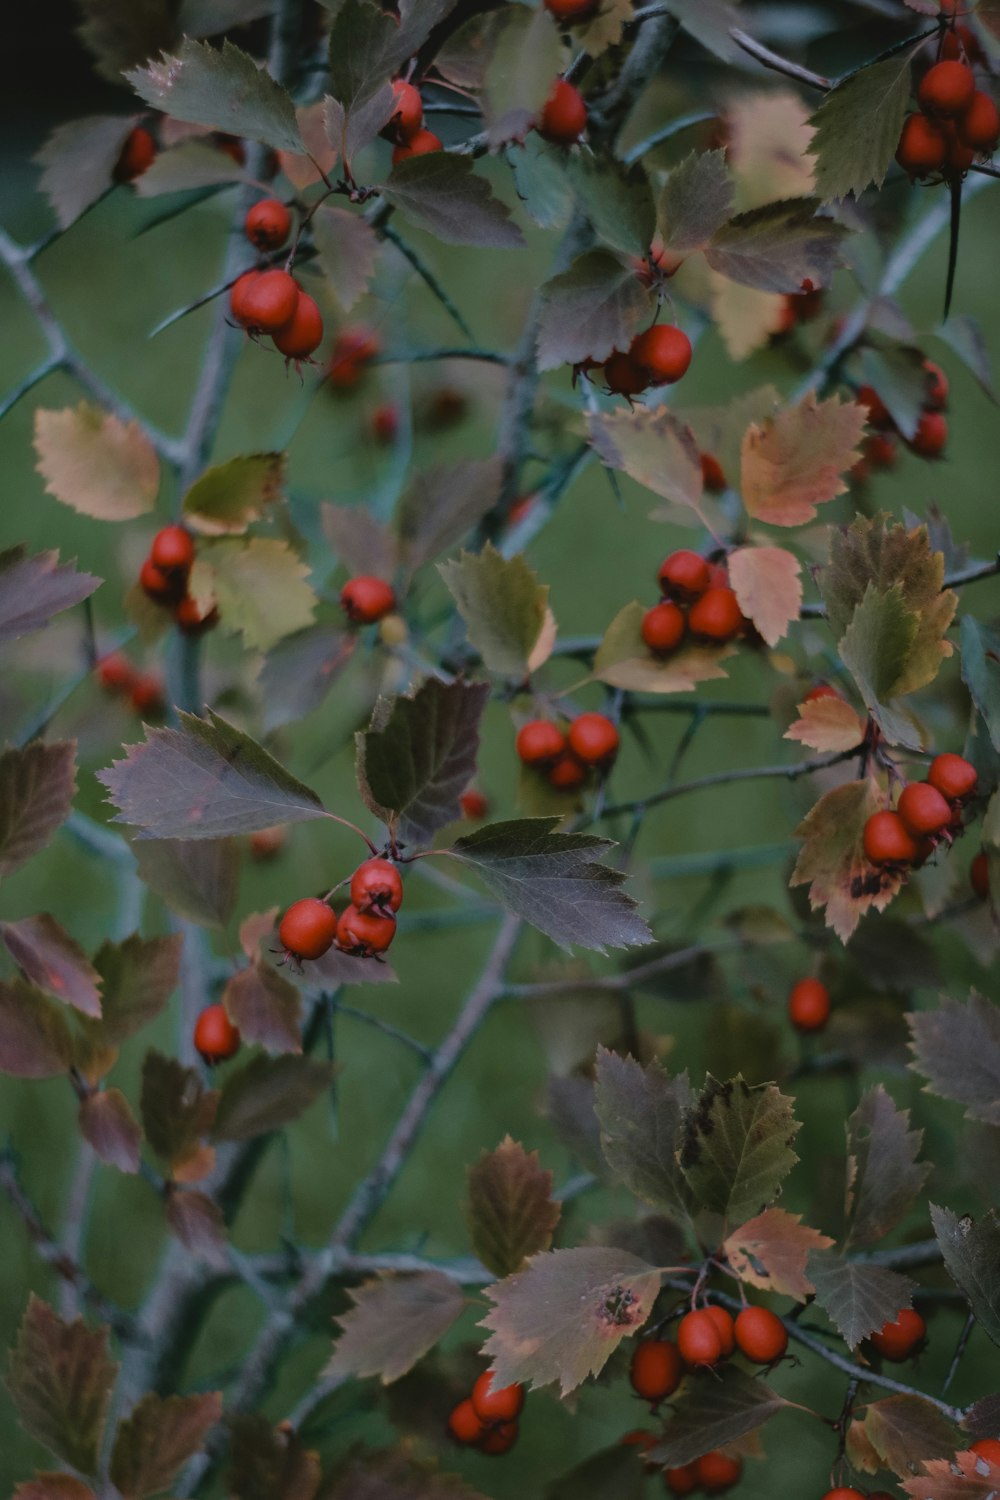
(728, 545, 802, 646)
(465, 1136, 561, 1278)
(908, 992, 1000, 1127)
(34, 405, 159, 521)
(227, 1412, 322, 1500)
(791, 778, 904, 944)
(0, 979, 74, 1078)
(239, 907, 279, 962)
(327, 1272, 466, 1385)
(0, 741, 77, 880)
(8, 1297, 117, 1475)
(140, 1050, 218, 1172)
(741, 393, 866, 527)
(223, 962, 302, 1055)
(79, 1089, 142, 1174)
(111, 1390, 223, 1499)
(0, 915, 102, 1017)
(903, 1452, 1000, 1500)
(722, 1208, 833, 1301)
(165, 1188, 228, 1267)
(784, 695, 866, 752)
(276, 101, 337, 191)
(864, 1396, 961, 1479)
(845, 1085, 930, 1248)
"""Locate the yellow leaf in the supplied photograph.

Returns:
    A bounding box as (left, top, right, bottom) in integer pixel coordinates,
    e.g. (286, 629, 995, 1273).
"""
(785, 694, 866, 752)
(741, 393, 866, 527)
(34, 404, 159, 521)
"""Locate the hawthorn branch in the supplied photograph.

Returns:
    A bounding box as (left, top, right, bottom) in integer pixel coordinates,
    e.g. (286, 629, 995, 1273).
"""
(729, 28, 830, 91)
(501, 937, 744, 1000)
(600, 748, 856, 820)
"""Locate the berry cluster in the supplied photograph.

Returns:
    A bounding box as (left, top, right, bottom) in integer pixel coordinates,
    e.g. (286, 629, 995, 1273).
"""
(598, 323, 693, 401)
(516, 712, 620, 791)
(862, 752, 978, 883)
(139, 525, 218, 635)
(277, 858, 403, 969)
(896, 53, 999, 181)
(230, 200, 325, 367)
(641, 551, 744, 657)
(96, 652, 165, 718)
(447, 1372, 525, 1457)
(856, 359, 949, 468)
(384, 78, 443, 163)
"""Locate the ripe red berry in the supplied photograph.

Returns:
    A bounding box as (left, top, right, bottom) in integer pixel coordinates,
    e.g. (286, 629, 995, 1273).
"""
(341, 575, 396, 624)
(392, 128, 443, 164)
(97, 652, 136, 694)
(327, 327, 380, 388)
(960, 90, 1000, 150)
(734, 1305, 788, 1364)
(659, 550, 711, 601)
(174, 595, 219, 635)
(897, 781, 952, 837)
(864, 433, 897, 469)
(139, 557, 183, 603)
(544, 0, 599, 19)
(372, 404, 400, 444)
(677, 1308, 724, 1368)
(909, 410, 948, 457)
(240, 269, 300, 333)
(629, 1338, 683, 1402)
(700, 452, 727, 492)
(350, 857, 404, 915)
(927, 751, 977, 801)
(278, 898, 338, 962)
(919, 59, 976, 116)
(386, 79, 423, 142)
(971, 851, 991, 900)
(946, 133, 976, 174)
(130, 671, 165, 717)
(704, 1305, 736, 1358)
(547, 752, 589, 790)
(821, 1491, 867, 1500)
(896, 113, 948, 176)
(150, 525, 195, 574)
(856, 384, 894, 430)
(604, 351, 648, 398)
(694, 1451, 742, 1493)
(665, 1465, 700, 1496)
(448, 1397, 485, 1445)
(272, 292, 324, 362)
(871, 1306, 926, 1361)
(470, 1372, 525, 1423)
(923, 360, 949, 411)
(642, 602, 686, 655)
(460, 788, 488, 820)
(803, 682, 841, 704)
(688, 586, 743, 643)
(193, 1003, 240, 1065)
(516, 720, 567, 765)
(114, 126, 156, 183)
(788, 977, 831, 1033)
(479, 1420, 519, 1455)
(863, 810, 919, 867)
(230, 270, 261, 327)
(337, 903, 397, 956)
(244, 198, 291, 250)
(568, 712, 620, 766)
(630, 324, 693, 385)
(621, 1428, 657, 1455)
(538, 79, 588, 144)
(972, 1438, 1000, 1467)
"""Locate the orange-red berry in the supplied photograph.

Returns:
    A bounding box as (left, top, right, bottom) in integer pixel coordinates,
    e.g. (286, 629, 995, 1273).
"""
(240, 269, 300, 333)
(245, 197, 291, 250)
(871, 1307, 926, 1361)
(928, 752, 977, 802)
(897, 781, 952, 838)
(857, 385, 894, 430)
(193, 1003, 240, 1065)
(642, 601, 686, 655)
(659, 550, 710, 601)
(460, 788, 488, 820)
(788, 977, 831, 1033)
(909, 410, 948, 457)
(629, 1338, 683, 1402)
(971, 851, 991, 900)
(695, 1451, 742, 1493)
(470, 1372, 525, 1423)
(544, 0, 600, 19)
(97, 652, 136, 694)
(341, 575, 396, 624)
(630, 324, 692, 385)
(734, 1305, 788, 1364)
(604, 351, 648, 398)
(863, 810, 919, 867)
(677, 1308, 724, 1368)
(139, 557, 183, 603)
(337, 903, 396, 956)
(802, 683, 841, 704)
(547, 752, 589, 790)
(272, 291, 324, 362)
(130, 671, 165, 717)
(568, 712, 619, 766)
(665, 1465, 700, 1495)
(896, 113, 948, 176)
(478, 1420, 518, 1455)
(688, 586, 743, 643)
(919, 60, 976, 117)
(174, 595, 218, 635)
(114, 126, 156, 183)
(700, 452, 727, 492)
(923, 360, 949, 411)
(392, 128, 442, 164)
(151, 525, 195, 574)
(704, 1305, 736, 1358)
(960, 90, 1000, 150)
(538, 79, 588, 144)
(230, 270, 261, 327)
(821, 1491, 867, 1500)
(386, 79, 423, 142)
(516, 720, 566, 765)
(350, 857, 403, 916)
(278, 898, 338, 961)
(448, 1397, 485, 1445)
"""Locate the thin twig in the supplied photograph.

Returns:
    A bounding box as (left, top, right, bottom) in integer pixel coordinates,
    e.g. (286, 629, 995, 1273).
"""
(601, 748, 856, 821)
(729, 28, 831, 90)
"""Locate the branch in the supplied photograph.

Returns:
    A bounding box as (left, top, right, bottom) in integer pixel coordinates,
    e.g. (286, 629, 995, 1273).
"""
(729, 28, 830, 91)
(600, 748, 856, 820)
(501, 937, 744, 1001)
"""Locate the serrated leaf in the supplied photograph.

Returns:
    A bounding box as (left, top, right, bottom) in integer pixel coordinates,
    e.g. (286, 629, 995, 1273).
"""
(323, 86, 396, 174)
(808, 54, 915, 203)
(845, 1084, 930, 1248)
(212, 1053, 334, 1142)
(141, 1051, 218, 1172)
(395, 459, 503, 580)
(706, 197, 848, 293)
(708, 272, 784, 362)
(451, 817, 651, 951)
(98, 710, 327, 840)
(740, 393, 866, 527)
(182, 453, 286, 537)
(0, 742, 76, 880)
(165, 1188, 228, 1267)
(574, 0, 634, 57)
(381, 155, 525, 249)
(190, 537, 316, 652)
(356, 679, 489, 848)
(87, 934, 182, 1048)
(728, 545, 802, 647)
(588, 406, 705, 514)
(791, 778, 904, 944)
(594, 1048, 692, 1219)
(839, 584, 922, 747)
(546, 1074, 605, 1176)
(784, 694, 866, 753)
(483, 3, 563, 146)
(134, 838, 239, 930)
(935, 315, 997, 404)
(648, 1365, 790, 1467)
(909, 992, 1000, 1127)
(593, 600, 736, 694)
(509, 135, 574, 231)
(126, 39, 304, 153)
(223, 962, 302, 1055)
(857, 345, 929, 442)
(439, 546, 551, 679)
(76, 0, 176, 86)
(722, 1208, 833, 1301)
(79, 1090, 142, 1174)
(864, 1395, 961, 1479)
(8, 1297, 117, 1475)
(481, 1246, 660, 1394)
(662, 0, 743, 62)
(679, 1075, 800, 1226)
(807, 1251, 914, 1348)
(960, 616, 1000, 754)
(465, 1136, 561, 1278)
(537, 250, 653, 371)
(903, 1452, 1000, 1500)
(311, 205, 379, 312)
(322, 502, 397, 580)
(34, 114, 135, 228)
(0, 546, 100, 643)
(111, 1390, 222, 1500)
(278, 100, 337, 192)
(134, 139, 252, 196)
(327, 1272, 465, 1385)
(658, 150, 734, 255)
(0, 979, 74, 1078)
(257, 624, 357, 734)
(562, 154, 656, 259)
(34, 405, 159, 521)
(0, 915, 102, 1017)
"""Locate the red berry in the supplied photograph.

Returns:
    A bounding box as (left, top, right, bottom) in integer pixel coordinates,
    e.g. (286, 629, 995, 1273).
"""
(897, 781, 952, 837)
(603, 351, 648, 398)
(350, 857, 403, 915)
(971, 851, 991, 900)
(538, 79, 588, 144)
(392, 128, 443, 164)
(871, 1306, 926, 1360)
(642, 601, 686, 655)
(272, 292, 324, 362)
(327, 327, 380, 388)
(960, 89, 1000, 150)
(659, 550, 710, 601)
(923, 360, 949, 411)
(688, 586, 743, 643)
(114, 126, 156, 183)
(244, 198, 291, 250)
(193, 1003, 240, 1065)
(341, 575, 396, 624)
(448, 1397, 485, 1445)
(460, 788, 488, 820)
(337, 903, 396, 957)
(372, 404, 399, 444)
(240, 269, 300, 333)
(130, 671, 165, 717)
(863, 810, 919, 867)
(478, 1420, 519, 1455)
(568, 712, 619, 766)
(803, 683, 841, 704)
(788, 977, 831, 1033)
(278, 898, 338, 961)
(946, 133, 976, 174)
(821, 1492, 867, 1500)
(174, 595, 219, 635)
(972, 1439, 1000, 1467)
(919, 60, 976, 116)
(139, 557, 183, 604)
(547, 752, 589, 790)
(516, 720, 566, 765)
(864, 433, 897, 469)
(677, 1308, 724, 1368)
(700, 453, 727, 492)
(97, 652, 136, 694)
(909, 410, 948, 458)
(250, 825, 286, 859)
(629, 1338, 683, 1402)
(896, 113, 948, 176)
(630, 324, 693, 385)
(704, 1305, 736, 1358)
(385, 79, 423, 142)
(694, 1451, 742, 1493)
(151, 525, 195, 574)
(665, 1465, 700, 1496)
(230, 270, 261, 327)
(927, 751, 977, 801)
(857, 385, 894, 430)
(734, 1305, 788, 1364)
(544, 0, 600, 19)
(470, 1372, 525, 1423)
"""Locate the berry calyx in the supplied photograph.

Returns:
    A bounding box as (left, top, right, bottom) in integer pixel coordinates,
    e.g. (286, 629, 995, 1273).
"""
(897, 781, 952, 837)
(909, 409, 948, 458)
(630, 324, 693, 385)
(516, 720, 567, 765)
(870, 1306, 926, 1361)
(788, 977, 831, 1033)
(193, 1003, 240, 1065)
(538, 79, 588, 144)
(567, 712, 620, 766)
(341, 575, 396, 624)
(544, 0, 600, 19)
(927, 751, 977, 802)
(448, 1397, 485, 1445)
(659, 550, 710, 601)
(478, 1420, 519, 1455)
(629, 1338, 683, 1402)
(385, 79, 423, 142)
(604, 351, 649, 398)
(704, 1305, 736, 1358)
(337, 903, 396, 957)
(97, 652, 136, 694)
(642, 601, 686, 655)
(863, 810, 919, 868)
(350, 857, 404, 916)
(392, 128, 443, 163)
(734, 1305, 788, 1364)
(694, 1451, 742, 1493)
(971, 850, 991, 900)
(687, 586, 743, 643)
(547, 752, 589, 789)
(700, 452, 727, 492)
(470, 1372, 525, 1423)
(240, 269, 300, 333)
(971, 1439, 1000, 1467)
(918, 59, 976, 117)
(272, 291, 324, 363)
(114, 126, 156, 183)
(278, 898, 338, 962)
(896, 113, 948, 177)
(960, 90, 1000, 151)
(677, 1308, 724, 1367)
(150, 525, 196, 574)
(665, 1465, 700, 1495)
(244, 198, 291, 250)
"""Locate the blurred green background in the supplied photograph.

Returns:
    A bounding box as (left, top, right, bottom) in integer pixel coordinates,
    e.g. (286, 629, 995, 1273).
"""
(3, 3, 1000, 1493)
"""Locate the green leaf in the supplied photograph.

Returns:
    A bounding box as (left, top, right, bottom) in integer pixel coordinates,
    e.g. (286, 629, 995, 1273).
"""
(648, 1365, 790, 1466)
(0, 915, 102, 1018)
(140, 1050, 218, 1170)
(78, 1090, 142, 1174)
(8, 1297, 117, 1475)
(857, 345, 929, 442)
(439, 545, 551, 679)
(451, 817, 652, 951)
(838, 583, 921, 746)
(381, 154, 525, 249)
(483, 3, 563, 147)
(537, 250, 653, 371)
(706, 198, 849, 293)
(34, 404, 160, 522)
(481, 1246, 661, 1394)
(134, 139, 251, 196)
(594, 1047, 692, 1219)
(222, 961, 302, 1055)
(212, 1053, 334, 1141)
(126, 39, 304, 154)
(134, 838, 239, 930)
(509, 137, 574, 231)
(934, 315, 997, 404)
(908, 990, 1000, 1126)
(679, 1075, 800, 1226)
(356, 679, 490, 847)
(98, 711, 327, 840)
(844, 1085, 930, 1249)
(0, 979, 75, 1078)
(111, 1391, 223, 1500)
(0, 547, 100, 644)
(588, 406, 704, 513)
(465, 1136, 561, 1278)
(34, 115, 137, 229)
(395, 459, 503, 579)
(808, 53, 916, 203)
(932, 1204, 1000, 1349)
(311, 205, 380, 312)
(960, 615, 1000, 753)
(182, 453, 286, 536)
(327, 1272, 466, 1384)
(562, 154, 657, 259)
(593, 600, 736, 695)
(658, 149, 734, 255)
(190, 537, 316, 652)
(807, 1251, 915, 1347)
